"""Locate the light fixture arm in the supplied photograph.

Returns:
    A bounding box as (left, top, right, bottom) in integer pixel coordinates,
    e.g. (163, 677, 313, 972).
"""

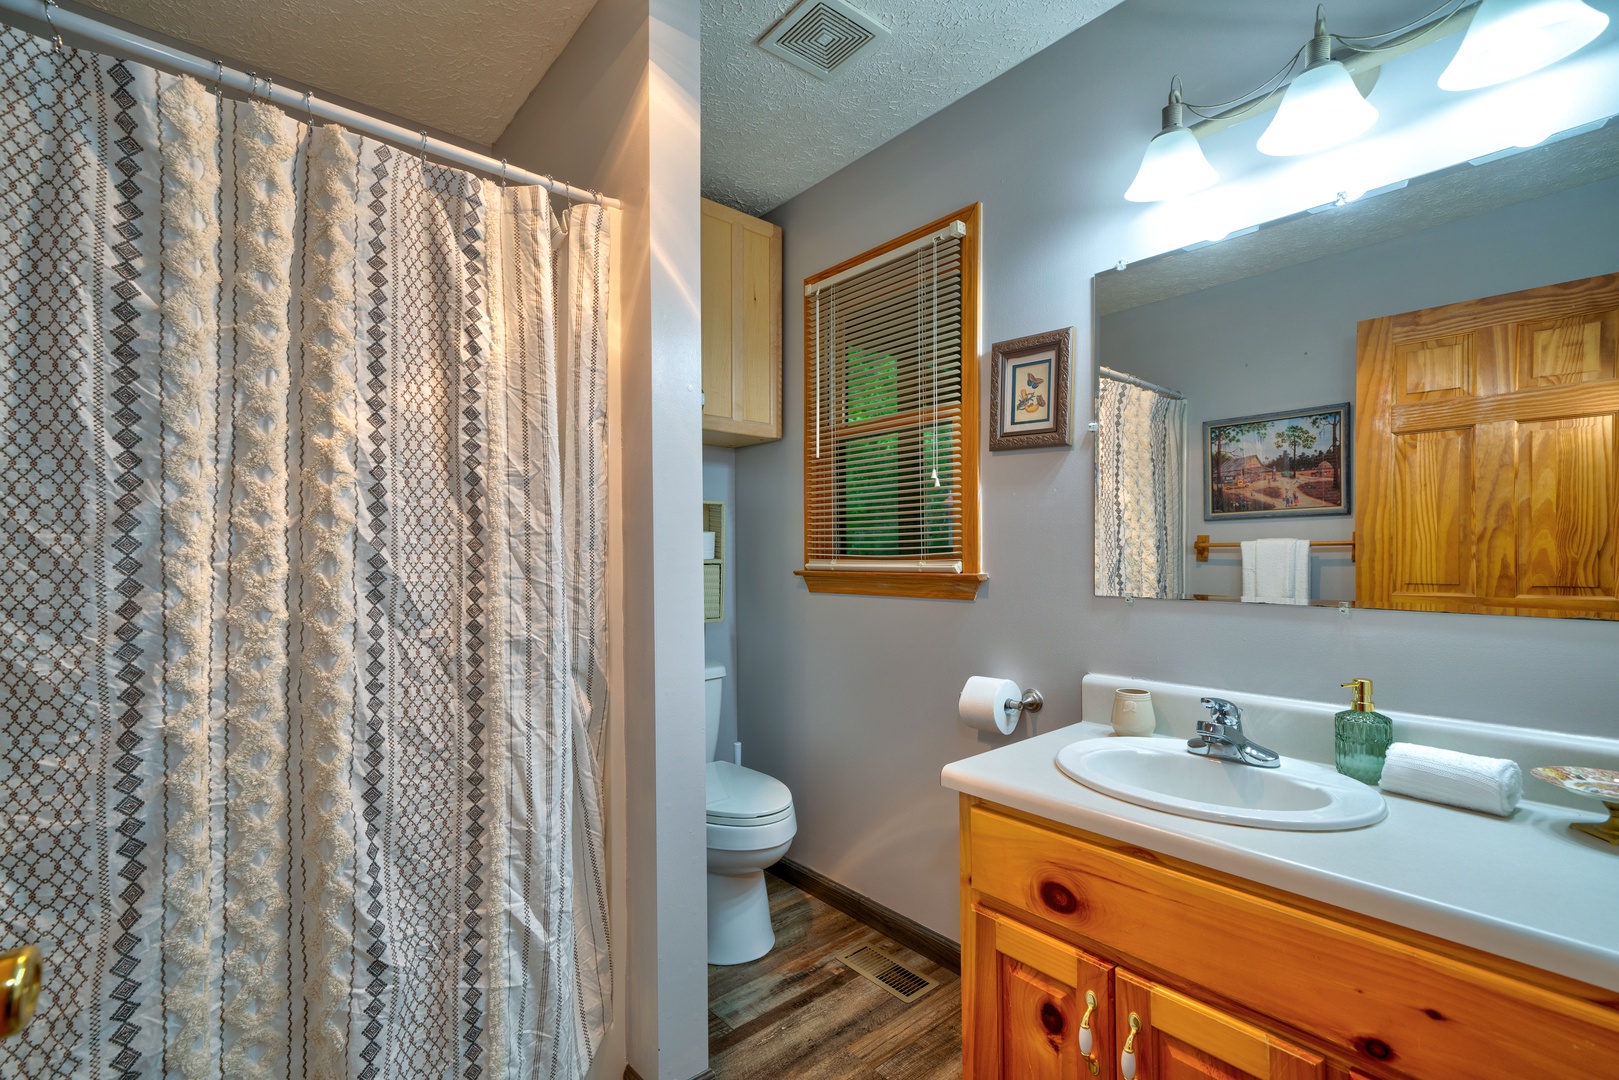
(1178, 47, 1307, 122)
(1161, 77, 1186, 132)
(1333, 0, 1471, 49)
(1174, 1, 1480, 137)
(1307, 5, 1333, 68)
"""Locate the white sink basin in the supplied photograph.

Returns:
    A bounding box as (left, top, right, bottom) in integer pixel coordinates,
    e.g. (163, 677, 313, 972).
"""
(1055, 737, 1386, 831)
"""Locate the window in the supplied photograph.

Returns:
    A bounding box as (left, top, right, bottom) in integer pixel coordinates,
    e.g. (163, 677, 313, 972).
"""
(798, 204, 983, 599)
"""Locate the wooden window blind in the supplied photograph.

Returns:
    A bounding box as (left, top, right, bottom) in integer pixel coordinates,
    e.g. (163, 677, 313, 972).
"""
(798, 204, 984, 600)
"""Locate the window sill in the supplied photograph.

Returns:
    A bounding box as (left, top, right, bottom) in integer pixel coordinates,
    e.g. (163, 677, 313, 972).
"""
(795, 568, 987, 600)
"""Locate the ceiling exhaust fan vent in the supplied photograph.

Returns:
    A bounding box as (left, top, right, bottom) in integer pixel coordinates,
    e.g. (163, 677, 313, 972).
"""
(758, 0, 889, 81)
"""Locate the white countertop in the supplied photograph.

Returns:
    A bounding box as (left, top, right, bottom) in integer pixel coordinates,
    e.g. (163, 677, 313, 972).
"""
(942, 711, 1619, 994)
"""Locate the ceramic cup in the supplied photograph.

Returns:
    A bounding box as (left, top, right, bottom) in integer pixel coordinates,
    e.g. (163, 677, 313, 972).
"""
(1111, 688, 1156, 737)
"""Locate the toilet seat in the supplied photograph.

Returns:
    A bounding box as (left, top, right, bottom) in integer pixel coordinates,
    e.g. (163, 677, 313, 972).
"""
(706, 760, 792, 824)
(706, 761, 796, 851)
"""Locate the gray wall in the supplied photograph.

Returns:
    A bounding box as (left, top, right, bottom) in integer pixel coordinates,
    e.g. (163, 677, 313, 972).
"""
(736, 0, 1619, 943)
(1102, 175, 1619, 601)
(497, 0, 708, 1075)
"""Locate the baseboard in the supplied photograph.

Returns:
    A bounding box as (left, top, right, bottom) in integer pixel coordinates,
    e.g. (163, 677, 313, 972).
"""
(623, 1067, 715, 1080)
(768, 857, 961, 974)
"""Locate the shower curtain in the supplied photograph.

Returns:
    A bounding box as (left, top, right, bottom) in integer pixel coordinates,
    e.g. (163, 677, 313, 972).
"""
(0, 25, 611, 1080)
(1095, 373, 1186, 599)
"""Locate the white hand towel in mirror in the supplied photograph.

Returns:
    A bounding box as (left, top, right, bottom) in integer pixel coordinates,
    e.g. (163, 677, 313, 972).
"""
(1241, 538, 1310, 605)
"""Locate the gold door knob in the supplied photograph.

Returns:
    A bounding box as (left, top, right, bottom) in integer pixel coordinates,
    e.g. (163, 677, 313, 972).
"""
(0, 945, 42, 1039)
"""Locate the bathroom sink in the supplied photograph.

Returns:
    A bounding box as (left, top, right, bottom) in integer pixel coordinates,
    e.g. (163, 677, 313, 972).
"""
(1055, 737, 1386, 831)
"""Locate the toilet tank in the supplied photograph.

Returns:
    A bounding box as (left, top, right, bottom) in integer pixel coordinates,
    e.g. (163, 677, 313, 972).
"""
(704, 663, 726, 763)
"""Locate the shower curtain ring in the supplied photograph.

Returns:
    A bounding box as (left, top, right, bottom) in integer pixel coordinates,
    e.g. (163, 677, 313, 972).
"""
(263, 74, 273, 100)
(304, 90, 316, 126)
(500, 158, 508, 188)
(419, 129, 428, 167)
(42, 0, 63, 52)
(246, 70, 257, 96)
(212, 60, 223, 97)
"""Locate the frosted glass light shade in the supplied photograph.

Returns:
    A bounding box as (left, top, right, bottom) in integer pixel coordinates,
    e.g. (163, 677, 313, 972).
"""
(1124, 126, 1219, 202)
(1257, 60, 1379, 156)
(1439, 0, 1610, 91)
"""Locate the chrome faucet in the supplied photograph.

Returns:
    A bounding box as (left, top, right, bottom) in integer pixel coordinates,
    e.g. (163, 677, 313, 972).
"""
(1187, 697, 1279, 768)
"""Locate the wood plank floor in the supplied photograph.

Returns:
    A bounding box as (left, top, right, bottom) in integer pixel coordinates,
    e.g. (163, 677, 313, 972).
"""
(708, 873, 962, 1080)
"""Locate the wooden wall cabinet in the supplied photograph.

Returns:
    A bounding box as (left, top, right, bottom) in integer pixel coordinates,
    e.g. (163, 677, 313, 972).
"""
(960, 798, 1619, 1080)
(701, 198, 782, 446)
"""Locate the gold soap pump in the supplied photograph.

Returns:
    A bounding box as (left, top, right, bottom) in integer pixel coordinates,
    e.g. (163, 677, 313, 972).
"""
(1335, 678, 1393, 784)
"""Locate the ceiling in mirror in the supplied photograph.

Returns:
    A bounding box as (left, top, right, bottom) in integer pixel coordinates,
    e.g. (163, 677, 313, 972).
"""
(1099, 116, 1619, 315)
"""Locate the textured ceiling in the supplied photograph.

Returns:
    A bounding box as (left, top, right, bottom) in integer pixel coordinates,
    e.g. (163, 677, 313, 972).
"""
(78, 0, 600, 145)
(702, 0, 1129, 214)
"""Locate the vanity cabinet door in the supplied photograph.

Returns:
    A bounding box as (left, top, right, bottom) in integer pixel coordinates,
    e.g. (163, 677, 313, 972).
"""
(967, 906, 1113, 1080)
(1115, 969, 1325, 1080)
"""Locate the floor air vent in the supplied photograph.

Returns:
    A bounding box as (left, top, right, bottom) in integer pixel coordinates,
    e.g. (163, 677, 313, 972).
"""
(834, 943, 938, 1003)
(758, 0, 889, 81)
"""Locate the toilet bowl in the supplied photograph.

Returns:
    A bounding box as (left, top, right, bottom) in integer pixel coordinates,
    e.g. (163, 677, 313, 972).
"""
(705, 663, 796, 966)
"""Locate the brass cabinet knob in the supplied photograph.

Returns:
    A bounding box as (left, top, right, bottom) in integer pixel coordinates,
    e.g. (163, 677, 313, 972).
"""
(0, 945, 42, 1040)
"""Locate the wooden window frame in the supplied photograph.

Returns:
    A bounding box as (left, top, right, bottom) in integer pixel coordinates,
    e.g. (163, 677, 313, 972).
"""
(796, 204, 985, 600)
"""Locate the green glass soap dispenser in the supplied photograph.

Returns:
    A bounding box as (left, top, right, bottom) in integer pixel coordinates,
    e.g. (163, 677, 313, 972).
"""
(1335, 678, 1393, 784)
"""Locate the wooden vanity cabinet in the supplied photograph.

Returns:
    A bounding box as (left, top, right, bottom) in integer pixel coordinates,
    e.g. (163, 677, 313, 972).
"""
(960, 797, 1619, 1080)
(701, 198, 782, 446)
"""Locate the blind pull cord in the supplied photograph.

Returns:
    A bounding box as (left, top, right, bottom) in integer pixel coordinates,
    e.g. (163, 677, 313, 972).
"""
(931, 239, 940, 489)
(814, 292, 822, 460)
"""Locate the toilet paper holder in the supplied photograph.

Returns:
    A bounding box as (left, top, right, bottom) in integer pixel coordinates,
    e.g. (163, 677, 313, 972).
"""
(1005, 688, 1044, 720)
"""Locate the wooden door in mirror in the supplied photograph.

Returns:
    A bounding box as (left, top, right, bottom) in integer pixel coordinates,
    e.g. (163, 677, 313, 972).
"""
(1356, 271, 1619, 619)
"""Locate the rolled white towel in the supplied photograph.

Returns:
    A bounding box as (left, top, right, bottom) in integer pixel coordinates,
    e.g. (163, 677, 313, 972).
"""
(1378, 742, 1522, 817)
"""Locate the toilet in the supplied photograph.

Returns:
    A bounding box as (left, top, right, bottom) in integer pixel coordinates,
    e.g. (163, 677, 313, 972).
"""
(705, 663, 796, 966)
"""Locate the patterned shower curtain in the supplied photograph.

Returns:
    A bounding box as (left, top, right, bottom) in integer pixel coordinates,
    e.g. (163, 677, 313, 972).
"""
(1095, 372, 1186, 599)
(0, 25, 611, 1080)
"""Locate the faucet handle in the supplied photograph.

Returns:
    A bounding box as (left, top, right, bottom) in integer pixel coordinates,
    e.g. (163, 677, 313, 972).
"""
(1200, 697, 1242, 726)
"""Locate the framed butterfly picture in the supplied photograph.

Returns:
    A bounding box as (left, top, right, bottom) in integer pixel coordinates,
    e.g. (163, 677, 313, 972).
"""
(989, 327, 1074, 450)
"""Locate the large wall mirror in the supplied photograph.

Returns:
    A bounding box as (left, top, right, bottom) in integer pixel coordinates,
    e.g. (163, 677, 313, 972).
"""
(1093, 117, 1619, 617)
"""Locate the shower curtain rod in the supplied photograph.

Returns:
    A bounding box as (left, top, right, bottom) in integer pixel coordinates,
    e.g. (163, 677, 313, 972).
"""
(0, 0, 623, 209)
(1099, 366, 1186, 400)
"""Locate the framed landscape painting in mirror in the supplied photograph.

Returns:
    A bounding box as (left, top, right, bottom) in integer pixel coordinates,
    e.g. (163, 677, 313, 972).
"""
(1204, 404, 1350, 522)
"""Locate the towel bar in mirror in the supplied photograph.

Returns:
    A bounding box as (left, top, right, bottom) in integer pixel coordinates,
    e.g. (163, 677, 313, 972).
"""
(1193, 534, 1356, 563)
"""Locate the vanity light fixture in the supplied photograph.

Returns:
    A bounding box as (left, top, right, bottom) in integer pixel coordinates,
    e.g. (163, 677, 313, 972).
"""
(1122, 0, 1612, 202)
(1124, 78, 1220, 202)
(1438, 0, 1610, 91)
(1257, 6, 1379, 156)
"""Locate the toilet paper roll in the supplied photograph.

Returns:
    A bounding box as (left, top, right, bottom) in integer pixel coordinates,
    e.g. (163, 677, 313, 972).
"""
(960, 676, 1021, 735)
